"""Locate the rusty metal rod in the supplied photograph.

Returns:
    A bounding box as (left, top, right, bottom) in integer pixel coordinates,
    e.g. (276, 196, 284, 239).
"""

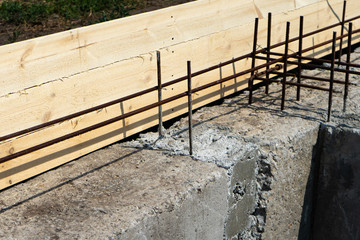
(157, 51, 163, 137)
(293, 61, 360, 75)
(172, 14, 360, 84)
(256, 77, 338, 92)
(0, 53, 253, 143)
(300, 74, 355, 85)
(339, 0, 347, 63)
(185, 31, 358, 99)
(192, 59, 287, 94)
(187, 61, 193, 156)
(265, 51, 360, 69)
(0, 85, 160, 143)
(0, 91, 190, 164)
(281, 22, 290, 111)
(273, 72, 353, 86)
(249, 18, 259, 104)
(255, 27, 360, 72)
(167, 23, 358, 86)
(293, 28, 360, 58)
(232, 57, 238, 92)
(248, 13, 360, 63)
(266, 12, 272, 94)
(328, 32, 337, 122)
(255, 55, 360, 75)
(1, 55, 245, 163)
(297, 16, 304, 101)
(165, 23, 359, 81)
(344, 22, 352, 112)
(253, 64, 283, 78)
(1, 45, 284, 143)
(269, 14, 360, 51)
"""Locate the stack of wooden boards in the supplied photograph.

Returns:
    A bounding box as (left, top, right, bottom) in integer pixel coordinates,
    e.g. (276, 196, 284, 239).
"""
(0, 0, 359, 189)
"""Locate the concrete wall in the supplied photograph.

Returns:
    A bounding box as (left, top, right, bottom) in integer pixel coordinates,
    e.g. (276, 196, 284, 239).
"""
(122, 94, 322, 239)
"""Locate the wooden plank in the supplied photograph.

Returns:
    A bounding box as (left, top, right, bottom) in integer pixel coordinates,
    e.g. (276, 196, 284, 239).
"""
(0, 54, 158, 136)
(0, 0, 254, 96)
(1, 0, 360, 189)
(0, 0, 309, 136)
(0, 0, 323, 98)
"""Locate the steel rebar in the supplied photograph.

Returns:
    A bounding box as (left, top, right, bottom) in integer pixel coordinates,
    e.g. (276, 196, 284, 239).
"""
(157, 51, 163, 137)
(249, 18, 259, 104)
(339, 0, 347, 63)
(255, 55, 360, 76)
(297, 16, 304, 101)
(265, 51, 360, 69)
(187, 61, 193, 156)
(328, 32, 337, 122)
(266, 12, 272, 94)
(344, 22, 352, 112)
(281, 22, 290, 111)
(256, 77, 337, 92)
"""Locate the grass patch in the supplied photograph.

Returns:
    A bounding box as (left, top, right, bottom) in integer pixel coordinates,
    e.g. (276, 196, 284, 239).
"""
(0, 0, 193, 44)
(0, 0, 141, 25)
(0, 0, 143, 42)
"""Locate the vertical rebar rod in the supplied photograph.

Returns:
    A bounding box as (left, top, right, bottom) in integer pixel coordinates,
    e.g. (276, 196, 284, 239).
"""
(219, 62, 224, 98)
(328, 32, 337, 122)
(338, 0, 347, 63)
(281, 22, 290, 111)
(187, 61, 193, 156)
(232, 57, 238, 92)
(249, 17, 259, 104)
(297, 16, 304, 101)
(344, 22, 352, 112)
(266, 13, 272, 94)
(156, 51, 163, 137)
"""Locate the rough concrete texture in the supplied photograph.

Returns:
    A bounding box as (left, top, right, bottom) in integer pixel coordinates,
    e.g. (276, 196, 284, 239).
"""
(125, 91, 322, 239)
(0, 49, 359, 239)
(313, 126, 360, 240)
(0, 148, 228, 239)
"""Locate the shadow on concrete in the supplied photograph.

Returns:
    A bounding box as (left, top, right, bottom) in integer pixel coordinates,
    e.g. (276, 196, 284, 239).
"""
(297, 124, 325, 240)
(0, 149, 142, 214)
(298, 124, 360, 240)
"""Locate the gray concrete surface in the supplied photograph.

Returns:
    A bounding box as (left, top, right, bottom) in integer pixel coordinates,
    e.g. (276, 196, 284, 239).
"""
(124, 93, 324, 239)
(0, 49, 359, 239)
(0, 148, 228, 239)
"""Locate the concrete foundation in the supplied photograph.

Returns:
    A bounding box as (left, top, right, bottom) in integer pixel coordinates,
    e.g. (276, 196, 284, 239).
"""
(0, 50, 360, 239)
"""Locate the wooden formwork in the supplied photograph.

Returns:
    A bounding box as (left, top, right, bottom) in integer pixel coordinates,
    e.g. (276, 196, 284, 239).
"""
(1, 0, 360, 189)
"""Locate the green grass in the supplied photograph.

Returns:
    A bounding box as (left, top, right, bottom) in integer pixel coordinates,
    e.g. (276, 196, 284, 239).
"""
(0, 1, 49, 25)
(0, 0, 141, 25)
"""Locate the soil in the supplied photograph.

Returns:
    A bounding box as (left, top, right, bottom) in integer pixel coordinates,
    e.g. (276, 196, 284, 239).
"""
(0, 0, 193, 46)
